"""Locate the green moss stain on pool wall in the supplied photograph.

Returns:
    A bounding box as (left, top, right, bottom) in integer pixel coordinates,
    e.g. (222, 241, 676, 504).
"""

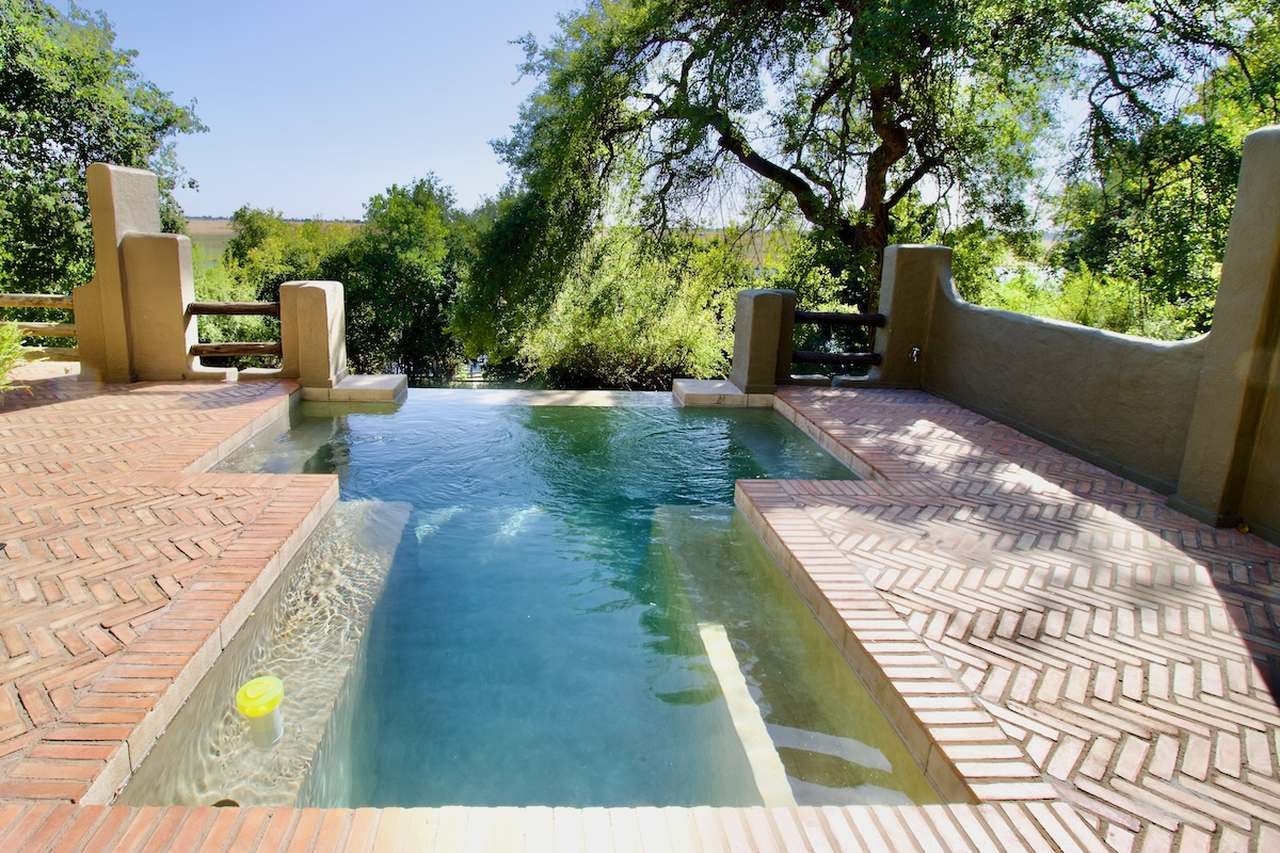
(212, 393, 938, 807)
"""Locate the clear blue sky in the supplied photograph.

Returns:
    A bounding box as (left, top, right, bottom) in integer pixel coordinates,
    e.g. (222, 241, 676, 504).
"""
(89, 1, 572, 218)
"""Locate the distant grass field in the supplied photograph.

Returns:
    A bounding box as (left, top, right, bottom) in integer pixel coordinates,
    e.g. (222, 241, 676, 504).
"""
(184, 217, 363, 269)
(186, 218, 235, 267)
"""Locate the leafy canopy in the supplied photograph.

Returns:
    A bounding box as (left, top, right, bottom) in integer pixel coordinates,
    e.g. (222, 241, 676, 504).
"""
(459, 0, 1251, 355)
(0, 0, 203, 295)
(324, 177, 469, 380)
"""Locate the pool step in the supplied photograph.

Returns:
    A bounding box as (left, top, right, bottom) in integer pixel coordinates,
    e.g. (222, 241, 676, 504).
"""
(697, 621, 797, 806)
(301, 373, 408, 402)
(117, 500, 411, 807)
(649, 505, 940, 806)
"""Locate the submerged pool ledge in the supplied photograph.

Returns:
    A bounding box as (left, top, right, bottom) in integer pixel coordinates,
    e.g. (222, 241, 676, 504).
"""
(734, 480, 1050, 806)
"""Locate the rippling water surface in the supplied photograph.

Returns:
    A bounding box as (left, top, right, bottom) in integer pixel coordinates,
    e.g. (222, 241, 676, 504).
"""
(134, 391, 939, 808)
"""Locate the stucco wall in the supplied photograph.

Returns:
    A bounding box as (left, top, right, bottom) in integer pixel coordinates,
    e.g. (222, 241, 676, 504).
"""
(922, 273, 1210, 492)
(1241, 345, 1280, 541)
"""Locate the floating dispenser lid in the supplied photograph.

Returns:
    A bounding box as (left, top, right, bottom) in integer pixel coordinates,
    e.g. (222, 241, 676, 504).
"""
(235, 675, 284, 718)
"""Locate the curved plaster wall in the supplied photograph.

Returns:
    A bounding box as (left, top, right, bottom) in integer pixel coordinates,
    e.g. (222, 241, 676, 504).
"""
(923, 273, 1209, 492)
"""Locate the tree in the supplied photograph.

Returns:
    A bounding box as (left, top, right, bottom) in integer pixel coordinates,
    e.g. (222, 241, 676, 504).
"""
(219, 207, 357, 305)
(519, 228, 752, 388)
(0, 0, 204, 296)
(464, 0, 1252, 351)
(1052, 0, 1280, 336)
(224, 206, 289, 268)
(323, 178, 468, 380)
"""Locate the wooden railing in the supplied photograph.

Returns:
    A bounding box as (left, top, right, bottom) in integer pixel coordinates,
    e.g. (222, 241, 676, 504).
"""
(790, 310, 885, 369)
(187, 301, 281, 360)
(188, 301, 280, 318)
(1, 293, 78, 360)
(190, 342, 282, 357)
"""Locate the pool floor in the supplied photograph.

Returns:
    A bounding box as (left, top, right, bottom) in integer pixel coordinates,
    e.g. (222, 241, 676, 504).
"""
(146, 392, 938, 808)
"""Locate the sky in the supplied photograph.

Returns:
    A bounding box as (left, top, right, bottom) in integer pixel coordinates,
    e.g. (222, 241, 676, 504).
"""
(89, 0, 572, 219)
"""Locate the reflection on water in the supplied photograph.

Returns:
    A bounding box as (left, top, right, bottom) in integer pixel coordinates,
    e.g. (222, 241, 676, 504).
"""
(126, 391, 938, 807)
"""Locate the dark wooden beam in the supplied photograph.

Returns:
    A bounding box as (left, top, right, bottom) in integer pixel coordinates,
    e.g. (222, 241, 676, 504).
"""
(793, 310, 886, 328)
(791, 350, 883, 367)
(188, 301, 280, 317)
(190, 342, 282, 358)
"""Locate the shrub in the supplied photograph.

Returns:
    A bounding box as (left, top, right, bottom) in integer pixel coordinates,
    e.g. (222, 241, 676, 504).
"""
(518, 230, 750, 389)
(0, 321, 25, 392)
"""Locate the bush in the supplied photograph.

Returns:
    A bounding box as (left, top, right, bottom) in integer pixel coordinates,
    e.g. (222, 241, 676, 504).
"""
(0, 321, 24, 392)
(321, 178, 467, 381)
(191, 244, 276, 345)
(518, 230, 751, 389)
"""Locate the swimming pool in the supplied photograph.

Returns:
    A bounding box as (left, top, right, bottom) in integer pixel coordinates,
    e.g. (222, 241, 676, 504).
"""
(122, 391, 937, 808)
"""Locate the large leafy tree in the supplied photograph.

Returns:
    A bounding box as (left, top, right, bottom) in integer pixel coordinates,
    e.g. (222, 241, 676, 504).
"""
(1053, 0, 1280, 336)
(460, 0, 1252, 351)
(0, 0, 203, 295)
(323, 178, 469, 380)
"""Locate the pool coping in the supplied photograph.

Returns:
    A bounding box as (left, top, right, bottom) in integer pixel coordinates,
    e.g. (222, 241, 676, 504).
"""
(730, 385, 1280, 851)
(0, 377, 339, 807)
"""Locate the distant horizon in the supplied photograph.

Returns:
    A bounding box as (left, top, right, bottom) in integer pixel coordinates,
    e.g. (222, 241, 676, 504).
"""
(184, 214, 364, 223)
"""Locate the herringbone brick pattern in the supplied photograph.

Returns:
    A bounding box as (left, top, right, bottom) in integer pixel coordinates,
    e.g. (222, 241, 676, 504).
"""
(0, 372, 297, 477)
(7, 370, 1273, 851)
(0, 373, 337, 805)
(739, 387, 1280, 853)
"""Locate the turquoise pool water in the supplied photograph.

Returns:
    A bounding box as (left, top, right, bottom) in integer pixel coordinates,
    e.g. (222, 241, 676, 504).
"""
(217, 392, 937, 808)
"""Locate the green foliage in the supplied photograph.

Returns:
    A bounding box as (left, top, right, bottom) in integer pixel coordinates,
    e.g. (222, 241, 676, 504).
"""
(467, 0, 1251, 356)
(191, 243, 275, 346)
(226, 209, 356, 304)
(519, 230, 752, 389)
(1045, 0, 1280, 338)
(979, 263, 1196, 340)
(1050, 121, 1239, 335)
(0, 0, 203, 297)
(0, 320, 23, 391)
(201, 180, 468, 381)
(323, 177, 467, 380)
(941, 223, 1010, 304)
(191, 211, 358, 367)
(224, 206, 289, 267)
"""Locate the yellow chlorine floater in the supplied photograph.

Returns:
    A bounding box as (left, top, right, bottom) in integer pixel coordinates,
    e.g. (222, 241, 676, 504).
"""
(235, 675, 284, 748)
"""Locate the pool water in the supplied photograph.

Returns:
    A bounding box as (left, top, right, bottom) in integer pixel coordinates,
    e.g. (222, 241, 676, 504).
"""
(211, 392, 937, 807)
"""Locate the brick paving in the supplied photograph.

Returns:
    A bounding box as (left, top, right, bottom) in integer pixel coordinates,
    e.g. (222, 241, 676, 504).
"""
(2, 373, 1276, 850)
(737, 387, 1280, 852)
(0, 802, 1108, 851)
(0, 371, 337, 805)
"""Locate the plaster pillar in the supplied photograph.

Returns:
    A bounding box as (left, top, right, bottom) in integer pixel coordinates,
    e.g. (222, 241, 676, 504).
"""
(728, 289, 796, 393)
(847, 245, 949, 389)
(279, 281, 348, 388)
(1170, 126, 1280, 526)
(119, 233, 227, 381)
(73, 164, 163, 383)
